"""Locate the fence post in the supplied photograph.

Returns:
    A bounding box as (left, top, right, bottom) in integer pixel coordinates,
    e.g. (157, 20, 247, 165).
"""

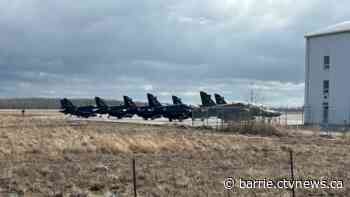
(132, 158, 137, 197)
(191, 116, 194, 127)
(279, 116, 281, 126)
(285, 110, 287, 127)
(289, 150, 295, 197)
(215, 111, 218, 131)
(206, 110, 209, 126)
(301, 107, 304, 125)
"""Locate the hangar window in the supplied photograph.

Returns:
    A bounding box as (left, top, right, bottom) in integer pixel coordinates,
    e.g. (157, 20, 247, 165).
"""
(323, 80, 329, 98)
(323, 102, 329, 124)
(324, 56, 330, 70)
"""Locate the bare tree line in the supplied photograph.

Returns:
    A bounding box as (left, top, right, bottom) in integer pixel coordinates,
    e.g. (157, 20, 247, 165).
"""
(0, 98, 122, 109)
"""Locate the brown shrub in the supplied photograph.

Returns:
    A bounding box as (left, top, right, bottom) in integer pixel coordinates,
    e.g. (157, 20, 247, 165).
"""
(224, 121, 287, 137)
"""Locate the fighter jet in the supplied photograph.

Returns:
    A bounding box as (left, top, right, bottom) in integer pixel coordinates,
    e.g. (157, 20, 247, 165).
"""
(216, 93, 281, 117)
(59, 98, 98, 118)
(164, 95, 193, 121)
(136, 94, 163, 120)
(212, 92, 281, 118)
(137, 93, 192, 121)
(95, 96, 138, 119)
(198, 91, 248, 120)
(213, 93, 250, 108)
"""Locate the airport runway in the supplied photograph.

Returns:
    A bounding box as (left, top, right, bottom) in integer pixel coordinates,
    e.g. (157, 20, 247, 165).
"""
(68, 114, 239, 128)
(0, 109, 304, 127)
(69, 115, 200, 127)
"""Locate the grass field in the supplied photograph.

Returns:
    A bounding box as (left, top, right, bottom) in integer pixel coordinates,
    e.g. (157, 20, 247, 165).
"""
(0, 110, 348, 196)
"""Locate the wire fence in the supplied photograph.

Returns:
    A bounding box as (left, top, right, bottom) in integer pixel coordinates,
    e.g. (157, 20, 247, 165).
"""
(0, 149, 347, 196)
(190, 107, 304, 130)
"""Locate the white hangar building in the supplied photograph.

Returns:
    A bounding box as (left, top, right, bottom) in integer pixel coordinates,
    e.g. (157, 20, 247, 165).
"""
(304, 21, 350, 125)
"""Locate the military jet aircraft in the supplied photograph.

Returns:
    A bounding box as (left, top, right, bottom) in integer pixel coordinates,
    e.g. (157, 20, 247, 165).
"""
(165, 95, 193, 121)
(137, 93, 192, 121)
(213, 93, 282, 118)
(214, 93, 251, 109)
(198, 91, 248, 120)
(95, 96, 138, 119)
(136, 94, 163, 120)
(60, 98, 98, 118)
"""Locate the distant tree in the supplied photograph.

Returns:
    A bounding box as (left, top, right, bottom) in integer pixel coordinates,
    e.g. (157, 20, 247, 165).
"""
(0, 98, 123, 109)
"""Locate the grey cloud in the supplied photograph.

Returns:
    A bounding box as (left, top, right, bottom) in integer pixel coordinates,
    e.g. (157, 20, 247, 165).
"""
(0, 0, 349, 106)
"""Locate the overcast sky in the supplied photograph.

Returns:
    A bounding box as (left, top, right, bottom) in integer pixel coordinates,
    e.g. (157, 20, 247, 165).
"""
(1, 0, 350, 107)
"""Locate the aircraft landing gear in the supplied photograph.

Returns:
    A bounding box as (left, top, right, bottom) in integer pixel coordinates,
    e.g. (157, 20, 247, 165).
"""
(168, 118, 173, 122)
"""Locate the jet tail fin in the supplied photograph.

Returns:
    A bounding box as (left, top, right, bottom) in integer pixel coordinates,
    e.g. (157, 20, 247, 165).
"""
(60, 99, 66, 110)
(214, 94, 227, 105)
(61, 98, 76, 110)
(124, 96, 136, 107)
(200, 91, 216, 106)
(147, 93, 162, 107)
(172, 95, 183, 105)
(95, 97, 108, 109)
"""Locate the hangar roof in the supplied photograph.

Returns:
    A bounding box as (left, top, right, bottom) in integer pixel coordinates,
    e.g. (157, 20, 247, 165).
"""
(305, 21, 350, 38)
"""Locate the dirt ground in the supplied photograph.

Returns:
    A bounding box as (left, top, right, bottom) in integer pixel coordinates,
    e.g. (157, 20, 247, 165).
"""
(0, 110, 349, 196)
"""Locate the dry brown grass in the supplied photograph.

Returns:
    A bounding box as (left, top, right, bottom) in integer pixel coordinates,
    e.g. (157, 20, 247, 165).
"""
(0, 110, 348, 196)
(224, 121, 288, 137)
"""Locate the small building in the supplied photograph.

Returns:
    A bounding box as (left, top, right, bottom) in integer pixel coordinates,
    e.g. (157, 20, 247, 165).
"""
(304, 21, 350, 125)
